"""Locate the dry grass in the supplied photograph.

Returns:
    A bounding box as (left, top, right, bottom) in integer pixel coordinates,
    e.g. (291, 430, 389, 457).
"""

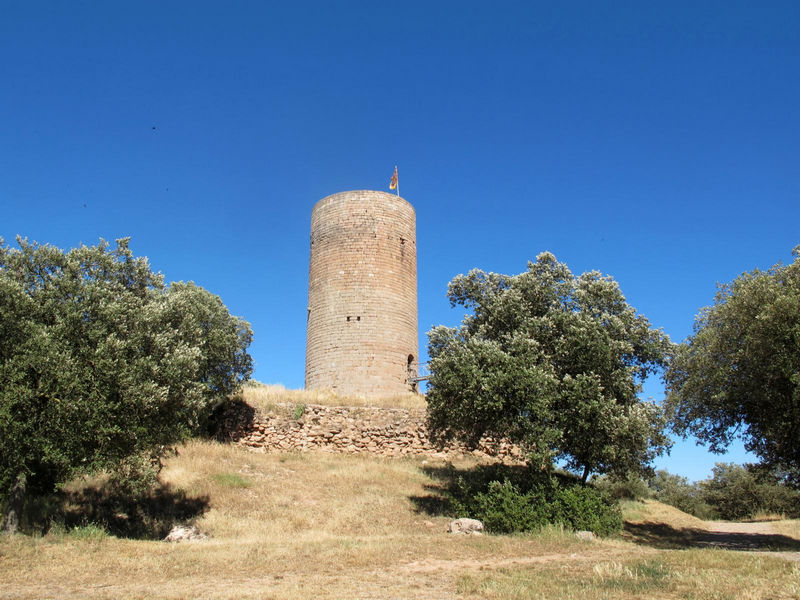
(456, 500, 800, 599)
(456, 550, 800, 599)
(621, 499, 709, 530)
(3, 439, 800, 599)
(241, 381, 427, 412)
(0, 442, 592, 599)
(771, 520, 800, 539)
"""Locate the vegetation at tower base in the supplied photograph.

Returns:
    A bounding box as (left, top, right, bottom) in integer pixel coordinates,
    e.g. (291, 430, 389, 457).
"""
(426, 252, 675, 485)
(665, 246, 800, 487)
(0, 237, 252, 532)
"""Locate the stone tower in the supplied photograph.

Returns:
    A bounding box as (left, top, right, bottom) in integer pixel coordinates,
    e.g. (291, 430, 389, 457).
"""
(305, 190, 418, 397)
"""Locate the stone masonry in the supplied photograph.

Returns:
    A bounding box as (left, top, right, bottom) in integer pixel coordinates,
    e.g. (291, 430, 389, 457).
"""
(217, 402, 523, 461)
(305, 190, 418, 397)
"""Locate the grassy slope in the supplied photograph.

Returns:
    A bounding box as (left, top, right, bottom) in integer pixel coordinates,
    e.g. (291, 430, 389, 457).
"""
(2, 390, 800, 599)
(240, 382, 427, 412)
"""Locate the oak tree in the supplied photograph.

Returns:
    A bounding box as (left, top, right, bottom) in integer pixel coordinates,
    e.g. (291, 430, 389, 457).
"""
(0, 238, 252, 531)
(665, 247, 800, 486)
(426, 252, 674, 482)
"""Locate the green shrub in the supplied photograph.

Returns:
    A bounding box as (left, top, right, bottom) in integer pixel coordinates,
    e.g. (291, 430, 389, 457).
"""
(466, 480, 549, 533)
(594, 474, 653, 501)
(107, 452, 164, 499)
(448, 467, 622, 536)
(700, 463, 800, 520)
(647, 465, 800, 521)
(552, 483, 623, 536)
(648, 470, 715, 519)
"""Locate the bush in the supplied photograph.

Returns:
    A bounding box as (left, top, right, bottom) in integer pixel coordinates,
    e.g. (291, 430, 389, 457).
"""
(448, 467, 622, 536)
(648, 470, 715, 519)
(700, 463, 800, 520)
(646, 465, 800, 521)
(551, 484, 623, 536)
(465, 480, 549, 533)
(594, 474, 653, 501)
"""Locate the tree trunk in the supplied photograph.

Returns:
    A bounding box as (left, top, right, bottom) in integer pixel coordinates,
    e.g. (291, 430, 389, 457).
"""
(581, 465, 591, 485)
(2, 473, 27, 533)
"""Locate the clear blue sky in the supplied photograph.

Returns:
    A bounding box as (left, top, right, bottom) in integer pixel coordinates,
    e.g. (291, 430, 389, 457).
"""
(2, 1, 798, 481)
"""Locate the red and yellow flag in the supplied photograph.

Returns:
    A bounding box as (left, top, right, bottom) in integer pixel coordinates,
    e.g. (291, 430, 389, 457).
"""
(389, 166, 398, 190)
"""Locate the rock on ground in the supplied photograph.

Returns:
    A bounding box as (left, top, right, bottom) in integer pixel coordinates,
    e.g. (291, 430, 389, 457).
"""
(164, 525, 208, 542)
(447, 518, 484, 535)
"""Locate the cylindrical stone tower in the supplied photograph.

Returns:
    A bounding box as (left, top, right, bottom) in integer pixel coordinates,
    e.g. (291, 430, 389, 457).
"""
(305, 190, 418, 397)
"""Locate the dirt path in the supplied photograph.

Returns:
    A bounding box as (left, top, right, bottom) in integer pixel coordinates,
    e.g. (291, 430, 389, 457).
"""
(700, 520, 800, 561)
(706, 520, 778, 535)
(625, 514, 800, 560)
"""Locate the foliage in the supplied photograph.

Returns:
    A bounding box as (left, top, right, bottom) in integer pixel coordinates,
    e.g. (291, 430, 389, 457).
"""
(448, 466, 622, 536)
(641, 465, 800, 521)
(293, 402, 307, 420)
(426, 252, 674, 482)
(105, 452, 164, 499)
(648, 470, 715, 520)
(593, 474, 653, 501)
(454, 479, 549, 533)
(699, 463, 800, 521)
(665, 247, 800, 485)
(0, 237, 252, 528)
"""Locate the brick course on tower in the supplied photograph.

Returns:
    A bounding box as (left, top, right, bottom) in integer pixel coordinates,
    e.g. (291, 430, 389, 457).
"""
(305, 190, 419, 397)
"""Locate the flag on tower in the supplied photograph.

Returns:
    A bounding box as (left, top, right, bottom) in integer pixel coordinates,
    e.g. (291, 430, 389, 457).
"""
(389, 166, 398, 191)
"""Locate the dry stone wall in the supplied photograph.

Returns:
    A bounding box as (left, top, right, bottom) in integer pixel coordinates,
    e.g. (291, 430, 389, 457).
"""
(217, 402, 523, 461)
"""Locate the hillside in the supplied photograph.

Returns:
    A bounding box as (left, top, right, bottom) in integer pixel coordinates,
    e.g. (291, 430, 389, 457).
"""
(2, 389, 800, 599)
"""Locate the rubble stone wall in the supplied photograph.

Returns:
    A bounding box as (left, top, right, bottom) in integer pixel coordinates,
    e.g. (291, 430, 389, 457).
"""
(217, 402, 522, 460)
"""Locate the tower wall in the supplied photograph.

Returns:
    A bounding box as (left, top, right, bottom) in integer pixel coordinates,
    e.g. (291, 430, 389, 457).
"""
(305, 190, 418, 397)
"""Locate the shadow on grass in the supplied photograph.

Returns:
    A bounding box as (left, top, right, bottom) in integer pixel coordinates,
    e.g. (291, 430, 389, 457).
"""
(408, 471, 453, 516)
(623, 521, 800, 551)
(58, 482, 209, 540)
(409, 492, 451, 517)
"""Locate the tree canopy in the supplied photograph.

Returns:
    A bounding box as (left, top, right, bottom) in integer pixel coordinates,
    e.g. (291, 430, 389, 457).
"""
(0, 238, 252, 529)
(665, 246, 800, 486)
(426, 252, 674, 482)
